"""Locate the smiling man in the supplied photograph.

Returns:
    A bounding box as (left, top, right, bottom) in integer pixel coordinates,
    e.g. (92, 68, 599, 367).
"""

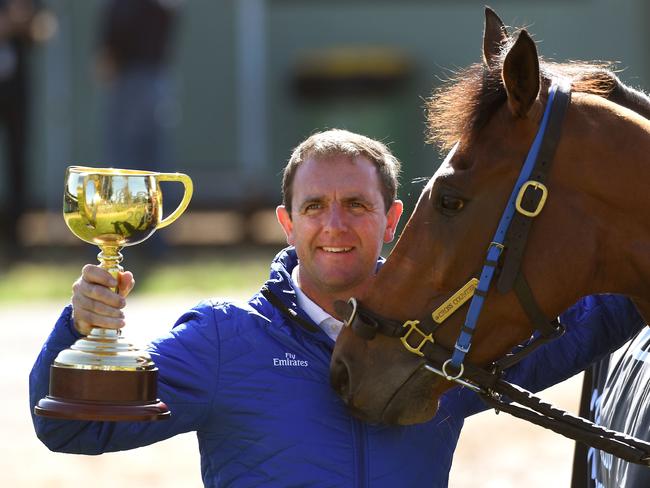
(30, 129, 644, 487)
(276, 134, 402, 316)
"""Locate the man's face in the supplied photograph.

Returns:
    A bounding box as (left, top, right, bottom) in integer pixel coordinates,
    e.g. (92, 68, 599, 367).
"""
(277, 155, 402, 306)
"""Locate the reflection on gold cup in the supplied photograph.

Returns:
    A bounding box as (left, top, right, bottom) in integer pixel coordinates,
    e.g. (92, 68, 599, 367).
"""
(34, 166, 193, 422)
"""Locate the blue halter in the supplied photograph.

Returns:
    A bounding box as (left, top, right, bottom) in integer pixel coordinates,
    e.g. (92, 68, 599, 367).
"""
(446, 80, 568, 376)
(344, 79, 570, 380)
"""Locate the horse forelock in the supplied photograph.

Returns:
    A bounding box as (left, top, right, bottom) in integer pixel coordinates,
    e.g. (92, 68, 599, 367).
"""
(425, 63, 504, 153)
(424, 41, 647, 152)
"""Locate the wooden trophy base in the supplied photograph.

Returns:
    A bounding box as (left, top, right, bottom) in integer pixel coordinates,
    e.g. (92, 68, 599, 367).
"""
(34, 365, 170, 422)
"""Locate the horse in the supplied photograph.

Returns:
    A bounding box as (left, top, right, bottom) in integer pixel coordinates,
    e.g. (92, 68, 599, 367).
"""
(329, 7, 650, 428)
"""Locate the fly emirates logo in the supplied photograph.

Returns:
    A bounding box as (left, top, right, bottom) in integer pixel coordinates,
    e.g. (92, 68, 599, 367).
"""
(273, 352, 309, 367)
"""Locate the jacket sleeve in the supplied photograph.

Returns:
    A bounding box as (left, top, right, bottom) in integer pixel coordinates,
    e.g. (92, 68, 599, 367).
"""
(446, 294, 646, 418)
(29, 302, 221, 454)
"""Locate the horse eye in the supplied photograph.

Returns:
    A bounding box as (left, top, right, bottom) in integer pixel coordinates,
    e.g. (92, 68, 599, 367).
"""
(440, 195, 465, 212)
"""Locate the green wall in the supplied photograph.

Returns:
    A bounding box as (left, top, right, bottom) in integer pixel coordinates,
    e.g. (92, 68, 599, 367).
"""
(6, 0, 649, 215)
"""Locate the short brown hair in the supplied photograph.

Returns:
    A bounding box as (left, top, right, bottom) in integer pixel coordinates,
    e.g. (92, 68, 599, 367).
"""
(282, 129, 401, 214)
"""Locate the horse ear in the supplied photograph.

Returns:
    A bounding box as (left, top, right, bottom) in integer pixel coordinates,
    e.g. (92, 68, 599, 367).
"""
(482, 6, 508, 66)
(502, 30, 540, 118)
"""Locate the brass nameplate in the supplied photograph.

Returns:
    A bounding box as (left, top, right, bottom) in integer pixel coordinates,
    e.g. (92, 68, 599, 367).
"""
(431, 278, 479, 324)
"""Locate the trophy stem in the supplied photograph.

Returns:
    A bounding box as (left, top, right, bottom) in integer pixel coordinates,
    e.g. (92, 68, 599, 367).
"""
(98, 246, 124, 292)
(94, 246, 124, 339)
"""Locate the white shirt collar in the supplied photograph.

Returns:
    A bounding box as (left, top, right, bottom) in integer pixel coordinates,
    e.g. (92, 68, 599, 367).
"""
(291, 265, 344, 341)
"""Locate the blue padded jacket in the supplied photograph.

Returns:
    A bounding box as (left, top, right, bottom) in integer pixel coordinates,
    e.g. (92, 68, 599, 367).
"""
(29, 248, 645, 487)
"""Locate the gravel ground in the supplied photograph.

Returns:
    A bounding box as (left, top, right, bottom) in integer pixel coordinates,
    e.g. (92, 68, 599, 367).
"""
(3, 296, 581, 487)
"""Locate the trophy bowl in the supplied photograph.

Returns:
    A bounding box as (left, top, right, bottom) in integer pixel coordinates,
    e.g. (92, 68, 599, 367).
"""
(34, 166, 193, 421)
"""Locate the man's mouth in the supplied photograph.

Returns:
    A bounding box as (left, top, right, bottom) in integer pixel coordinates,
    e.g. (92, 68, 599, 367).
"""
(321, 247, 353, 253)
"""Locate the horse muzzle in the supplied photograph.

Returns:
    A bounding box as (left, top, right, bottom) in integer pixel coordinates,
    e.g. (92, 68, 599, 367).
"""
(330, 351, 439, 425)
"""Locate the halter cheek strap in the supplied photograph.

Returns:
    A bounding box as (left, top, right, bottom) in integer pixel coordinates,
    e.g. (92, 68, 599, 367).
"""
(345, 81, 571, 371)
(345, 80, 571, 381)
(449, 80, 571, 371)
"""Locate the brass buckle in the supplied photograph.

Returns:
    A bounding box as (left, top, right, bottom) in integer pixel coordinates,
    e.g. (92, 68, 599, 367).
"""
(400, 320, 434, 357)
(515, 180, 548, 217)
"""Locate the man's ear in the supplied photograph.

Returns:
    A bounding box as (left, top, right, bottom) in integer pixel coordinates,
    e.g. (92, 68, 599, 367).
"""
(276, 205, 294, 245)
(383, 200, 403, 243)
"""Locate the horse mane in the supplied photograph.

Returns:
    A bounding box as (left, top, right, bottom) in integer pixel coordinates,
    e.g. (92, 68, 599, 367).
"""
(425, 35, 650, 151)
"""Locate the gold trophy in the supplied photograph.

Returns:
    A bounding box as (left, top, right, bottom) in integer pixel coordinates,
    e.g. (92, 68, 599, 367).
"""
(34, 166, 193, 421)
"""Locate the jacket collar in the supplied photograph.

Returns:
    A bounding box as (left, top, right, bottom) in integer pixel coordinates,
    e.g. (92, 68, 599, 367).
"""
(261, 247, 320, 334)
(262, 247, 385, 336)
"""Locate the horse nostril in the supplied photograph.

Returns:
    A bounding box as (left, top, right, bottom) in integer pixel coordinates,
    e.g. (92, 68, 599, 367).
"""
(330, 359, 351, 402)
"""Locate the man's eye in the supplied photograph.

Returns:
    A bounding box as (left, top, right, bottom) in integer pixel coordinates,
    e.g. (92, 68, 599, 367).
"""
(440, 195, 464, 212)
(305, 203, 322, 211)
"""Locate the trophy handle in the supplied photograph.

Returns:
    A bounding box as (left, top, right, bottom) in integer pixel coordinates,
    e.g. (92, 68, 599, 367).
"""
(155, 172, 194, 229)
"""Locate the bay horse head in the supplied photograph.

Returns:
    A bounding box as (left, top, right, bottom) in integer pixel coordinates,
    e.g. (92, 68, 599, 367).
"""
(330, 7, 650, 425)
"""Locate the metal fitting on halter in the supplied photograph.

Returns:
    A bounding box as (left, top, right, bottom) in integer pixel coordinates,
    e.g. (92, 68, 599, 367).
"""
(431, 278, 479, 324)
(423, 363, 481, 392)
(344, 297, 381, 340)
(515, 180, 548, 217)
(442, 359, 464, 381)
(400, 320, 434, 357)
(344, 297, 358, 327)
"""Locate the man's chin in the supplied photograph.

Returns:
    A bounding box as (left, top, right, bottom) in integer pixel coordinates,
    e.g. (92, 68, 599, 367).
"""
(314, 272, 365, 294)
(315, 260, 359, 279)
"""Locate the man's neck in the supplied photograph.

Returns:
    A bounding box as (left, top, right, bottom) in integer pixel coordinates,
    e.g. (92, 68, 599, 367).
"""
(292, 265, 365, 318)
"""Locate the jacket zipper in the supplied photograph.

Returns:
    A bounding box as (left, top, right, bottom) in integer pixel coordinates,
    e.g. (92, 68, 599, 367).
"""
(263, 284, 369, 485)
(352, 417, 367, 488)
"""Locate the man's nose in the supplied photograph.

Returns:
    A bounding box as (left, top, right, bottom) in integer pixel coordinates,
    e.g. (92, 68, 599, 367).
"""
(324, 205, 347, 231)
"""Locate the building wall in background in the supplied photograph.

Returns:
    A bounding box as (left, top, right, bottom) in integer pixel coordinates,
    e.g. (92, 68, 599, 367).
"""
(5, 0, 649, 216)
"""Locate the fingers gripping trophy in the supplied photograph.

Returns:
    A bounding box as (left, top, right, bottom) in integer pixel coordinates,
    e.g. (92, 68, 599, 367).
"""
(34, 166, 193, 421)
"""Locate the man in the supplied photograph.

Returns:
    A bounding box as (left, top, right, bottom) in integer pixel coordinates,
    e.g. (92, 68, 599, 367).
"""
(30, 129, 644, 487)
(0, 0, 50, 252)
(96, 0, 179, 171)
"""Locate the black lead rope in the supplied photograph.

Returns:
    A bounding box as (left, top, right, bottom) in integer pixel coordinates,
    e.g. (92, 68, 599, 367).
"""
(346, 299, 650, 466)
(480, 379, 650, 466)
